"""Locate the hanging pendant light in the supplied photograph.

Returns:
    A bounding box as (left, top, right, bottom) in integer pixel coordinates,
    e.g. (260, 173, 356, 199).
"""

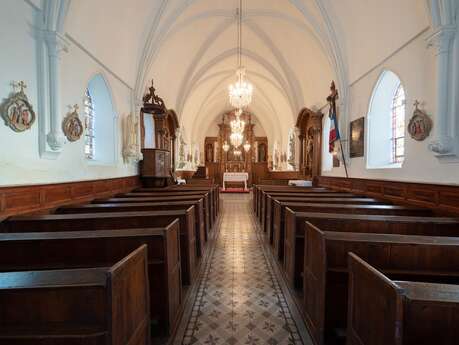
(228, 0, 253, 109)
(222, 141, 230, 152)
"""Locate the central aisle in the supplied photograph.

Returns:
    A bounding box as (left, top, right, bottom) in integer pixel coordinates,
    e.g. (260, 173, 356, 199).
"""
(177, 193, 310, 345)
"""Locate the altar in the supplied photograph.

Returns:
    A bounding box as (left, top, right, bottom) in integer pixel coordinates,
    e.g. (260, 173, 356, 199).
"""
(223, 172, 249, 191)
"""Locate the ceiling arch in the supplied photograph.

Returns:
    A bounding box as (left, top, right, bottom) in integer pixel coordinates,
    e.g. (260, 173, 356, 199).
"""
(63, 0, 430, 149)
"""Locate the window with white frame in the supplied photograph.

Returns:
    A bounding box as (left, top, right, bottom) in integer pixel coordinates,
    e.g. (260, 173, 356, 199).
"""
(84, 88, 95, 159)
(367, 70, 406, 168)
(84, 74, 117, 164)
(391, 84, 405, 164)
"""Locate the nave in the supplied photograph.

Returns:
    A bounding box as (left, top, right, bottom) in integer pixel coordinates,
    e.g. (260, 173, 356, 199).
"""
(2, 1, 459, 344)
(175, 193, 310, 345)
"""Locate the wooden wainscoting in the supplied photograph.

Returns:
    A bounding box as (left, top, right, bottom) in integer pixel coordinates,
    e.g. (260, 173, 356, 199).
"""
(0, 176, 140, 219)
(315, 176, 459, 215)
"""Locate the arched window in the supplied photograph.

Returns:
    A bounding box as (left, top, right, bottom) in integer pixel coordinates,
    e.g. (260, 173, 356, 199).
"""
(391, 84, 406, 163)
(84, 74, 117, 163)
(83, 89, 95, 159)
(367, 70, 406, 168)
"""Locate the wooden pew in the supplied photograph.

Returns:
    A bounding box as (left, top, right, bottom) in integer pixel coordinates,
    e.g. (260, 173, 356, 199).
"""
(347, 253, 459, 345)
(256, 187, 329, 221)
(2, 210, 197, 285)
(58, 200, 207, 257)
(261, 192, 360, 233)
(253, 184, 320, 211)
(94, 195, 212, 234)
(264, 195, 386, 242)
(303, 223, 459, 345)
(120, 191, 215, 227)
(253, 185, 328, 217)
(285, 210, 459, 288)
(0, 245, 150, 345)
(273, 201, 426, 262)
(0, 224, 181, 335)
(132, 186, 219, 221)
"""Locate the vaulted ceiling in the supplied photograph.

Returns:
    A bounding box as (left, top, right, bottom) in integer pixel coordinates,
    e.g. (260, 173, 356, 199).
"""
(64, 0, 430, 147)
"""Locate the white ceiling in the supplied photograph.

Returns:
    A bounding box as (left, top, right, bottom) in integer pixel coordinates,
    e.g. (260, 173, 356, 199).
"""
(64, 0, 430, 146)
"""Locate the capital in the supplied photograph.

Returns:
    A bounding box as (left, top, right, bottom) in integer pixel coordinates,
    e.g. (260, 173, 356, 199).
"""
(43, 30, 70, 58)
(426, 25, 456, 56)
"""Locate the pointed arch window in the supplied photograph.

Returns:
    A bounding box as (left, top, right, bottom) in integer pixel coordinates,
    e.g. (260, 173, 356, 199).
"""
(84, 74, 117, 164)
(391, 84, 405, 164)
(367, 70, 406, 169)
(84, 88, 95, 159)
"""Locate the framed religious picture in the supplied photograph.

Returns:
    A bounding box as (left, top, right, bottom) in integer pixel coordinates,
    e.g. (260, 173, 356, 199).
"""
(349, 117, 365, 158)
(408, 101, 432, 141)
(1, 81, 36, 132)
(62, 104, 83, 142)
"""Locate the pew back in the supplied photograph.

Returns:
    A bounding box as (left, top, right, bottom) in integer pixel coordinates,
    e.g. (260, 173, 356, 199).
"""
(0, 223, 181, 335)
(303, 223, 459, 345)
(0, 245, 150, 345)
(2, 210, 197, 286)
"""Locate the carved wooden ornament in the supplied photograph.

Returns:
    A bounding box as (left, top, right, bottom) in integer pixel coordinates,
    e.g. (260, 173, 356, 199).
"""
(62, 104, 83, 142)
(1, 81, 36, 132)
(408, 101, 432, 141)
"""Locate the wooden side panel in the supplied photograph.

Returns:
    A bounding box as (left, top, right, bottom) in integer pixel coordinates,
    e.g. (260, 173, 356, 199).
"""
(303, 223, 327, 345)
(0, 176, 140, 219)
(315, 176, 459, 215)
(109, 245, 150, 345)
(283, 208, 296, 287)
(166, 222, 182, 334)
(272, 201, 283, 260)
(347, 253, 403, 345)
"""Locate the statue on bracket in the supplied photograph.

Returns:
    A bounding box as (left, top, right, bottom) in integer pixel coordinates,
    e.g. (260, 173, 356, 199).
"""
(62, 104, 83, 142)
(1, 81, 36, 132)
(408, 100, 432, 141)
(122, 112, 141, 162)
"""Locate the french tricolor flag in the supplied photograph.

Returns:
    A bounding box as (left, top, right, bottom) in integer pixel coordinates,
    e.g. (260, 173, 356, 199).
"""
(329, 106, 340, 153)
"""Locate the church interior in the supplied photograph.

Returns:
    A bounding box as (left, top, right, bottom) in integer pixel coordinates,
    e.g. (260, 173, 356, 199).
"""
(1, 0, 459, 344)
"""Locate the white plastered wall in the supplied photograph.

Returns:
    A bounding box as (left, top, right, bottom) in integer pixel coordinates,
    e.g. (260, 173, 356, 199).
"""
(323, 32, 459, 184)
(0, 0, 137, 186)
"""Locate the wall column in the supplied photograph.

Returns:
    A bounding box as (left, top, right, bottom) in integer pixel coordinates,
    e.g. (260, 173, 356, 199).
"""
(427, 0, 458, 162)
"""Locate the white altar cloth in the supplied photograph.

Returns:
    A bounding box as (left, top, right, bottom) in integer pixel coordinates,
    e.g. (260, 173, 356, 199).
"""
(223, 172, 249, 190)
(288, 180, 312, 187)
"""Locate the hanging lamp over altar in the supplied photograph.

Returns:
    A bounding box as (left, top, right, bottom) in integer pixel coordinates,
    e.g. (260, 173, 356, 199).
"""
(228, 0, 253, 109)
(230, 131, 244, 148)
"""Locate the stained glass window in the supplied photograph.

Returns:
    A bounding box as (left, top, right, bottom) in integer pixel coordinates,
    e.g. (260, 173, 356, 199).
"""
(84, 88, 95, 159)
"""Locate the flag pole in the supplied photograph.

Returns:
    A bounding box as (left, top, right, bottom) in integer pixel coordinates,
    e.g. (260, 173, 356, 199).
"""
(327, 81, 349, 178)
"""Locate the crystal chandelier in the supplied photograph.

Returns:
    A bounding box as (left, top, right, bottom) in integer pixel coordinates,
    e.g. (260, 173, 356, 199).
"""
(229, 69, 253, 109)
(228, 0, 253, 109)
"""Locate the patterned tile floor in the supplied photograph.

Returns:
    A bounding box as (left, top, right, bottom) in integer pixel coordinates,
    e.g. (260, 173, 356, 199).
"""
(177, 193, 312, 345)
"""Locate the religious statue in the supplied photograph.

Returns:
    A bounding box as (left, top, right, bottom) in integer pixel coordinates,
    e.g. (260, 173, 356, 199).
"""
(122, 112, 141, 162)
(288, 129, 296, 168)
(305, 130, 314, 173)
(177, 135, 187, 169)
